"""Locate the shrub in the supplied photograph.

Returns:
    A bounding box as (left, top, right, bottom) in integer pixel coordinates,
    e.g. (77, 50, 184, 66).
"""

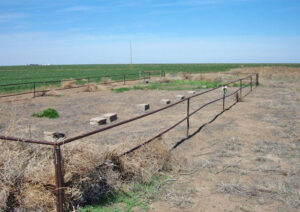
(32, 108, 60, 119)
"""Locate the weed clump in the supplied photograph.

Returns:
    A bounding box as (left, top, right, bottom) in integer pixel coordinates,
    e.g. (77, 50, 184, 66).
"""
(0, 137, 175, 211)
(32, 108, 60, 119)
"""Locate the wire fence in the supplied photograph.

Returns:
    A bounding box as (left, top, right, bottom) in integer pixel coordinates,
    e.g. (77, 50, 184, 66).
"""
(0, 73, 259, 212)
(0, 70, 165, 98)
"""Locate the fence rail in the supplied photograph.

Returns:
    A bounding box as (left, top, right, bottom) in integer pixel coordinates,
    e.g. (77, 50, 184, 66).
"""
(0, 71, 165, 98)
(0, 73, 259, 212)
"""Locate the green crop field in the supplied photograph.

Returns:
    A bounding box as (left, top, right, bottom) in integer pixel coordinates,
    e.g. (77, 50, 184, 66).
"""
(0, 63, 299, 95)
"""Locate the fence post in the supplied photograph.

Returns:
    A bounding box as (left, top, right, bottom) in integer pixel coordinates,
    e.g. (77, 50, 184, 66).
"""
(54, 145, 64, 212)
(33, 82, 36, 98)
(123, 74, 126, 85)
(149, 72, 151, 79)
(222, 93, 225, 111)
(250, 76, 253, 91)
(240, 79, 242, 99)
(160, 70, 162, 78)
(186, 98, 190, 137)
(256, 73, 259, 86)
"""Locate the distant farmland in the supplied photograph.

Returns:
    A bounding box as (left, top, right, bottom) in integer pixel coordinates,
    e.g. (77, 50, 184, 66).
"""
(0, 63, 299, 85)
(0, 64, 299, 94)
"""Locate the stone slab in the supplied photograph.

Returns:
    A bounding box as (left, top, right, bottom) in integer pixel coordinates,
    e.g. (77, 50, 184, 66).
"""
(103, 113, 118, 122)
(90, 117, 107, 126)
(187, 90, 196, 94)
(160, 99, 171, 105)
(175, 95, 185, 100)
(137, 104, 150, 112)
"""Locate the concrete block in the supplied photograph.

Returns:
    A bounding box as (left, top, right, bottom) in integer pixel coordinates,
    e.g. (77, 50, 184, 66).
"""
(103, 113, 118, 122)
(187, 90, 196, 94)
(90, 117, 107, 126)
(160, 99, 171, 105)
(137, 104, 150, 112)
(175, 95, 185, 100)
(201, 85, 207, 89)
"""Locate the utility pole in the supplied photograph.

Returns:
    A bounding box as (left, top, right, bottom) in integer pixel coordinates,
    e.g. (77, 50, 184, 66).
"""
(130, 40, 133, 69)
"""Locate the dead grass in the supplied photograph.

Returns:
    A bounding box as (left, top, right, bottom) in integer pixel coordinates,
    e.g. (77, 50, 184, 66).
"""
(83, 84, 107, 92)
(61, 79, 77, 89)
(217, 179, 300, 208)
(0, 136, 174, 211)
(101, 77, 113, 85)
(45, 90, 63, 97)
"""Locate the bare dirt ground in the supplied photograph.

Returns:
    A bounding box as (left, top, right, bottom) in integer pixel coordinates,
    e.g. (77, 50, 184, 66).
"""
(0, 67, 299, 212)
(150, 67, 300, 212)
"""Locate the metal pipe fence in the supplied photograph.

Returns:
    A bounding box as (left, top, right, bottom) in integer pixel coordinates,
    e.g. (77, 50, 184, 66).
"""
(0, 73, 259, 212)
(0, 71, 164, 99)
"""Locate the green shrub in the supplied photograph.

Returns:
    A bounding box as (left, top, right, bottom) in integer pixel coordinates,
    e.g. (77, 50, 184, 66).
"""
(32, 108, 60, 119)
(112, 87, 132, 93)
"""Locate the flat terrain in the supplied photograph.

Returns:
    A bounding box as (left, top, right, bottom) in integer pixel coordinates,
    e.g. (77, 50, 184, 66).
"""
(1, 64, 299, 84)
(0, 66, 299, 211)
(150, 67, 300, 212)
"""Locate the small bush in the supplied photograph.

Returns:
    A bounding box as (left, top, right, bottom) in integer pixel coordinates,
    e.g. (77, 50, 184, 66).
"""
(112, 87, 132, 93)
(32, 108, 60, 119)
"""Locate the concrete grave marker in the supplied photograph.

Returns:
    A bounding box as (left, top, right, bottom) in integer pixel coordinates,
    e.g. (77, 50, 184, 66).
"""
(160, 99, 171, 105)
(90, 117, 107, 126)
(103, 113, 118, 123)
(137, 104, 150, 112)
(175, 95, 185, 100)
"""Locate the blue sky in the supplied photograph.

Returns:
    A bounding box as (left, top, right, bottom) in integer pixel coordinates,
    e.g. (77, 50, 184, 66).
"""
(0, 0, 299, 65)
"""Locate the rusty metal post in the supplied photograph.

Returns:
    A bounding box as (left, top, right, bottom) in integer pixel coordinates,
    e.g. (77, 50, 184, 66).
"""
(250, 76, 253, 91)
(222, 93, 225, 111)
(240, 79, 242, 98)
(123, 74, 126, 85)
(186, 98, 190, 137)
(54, 145, 64, 212)
(33, 82, 36, 98)
(256, 73, 259, 86)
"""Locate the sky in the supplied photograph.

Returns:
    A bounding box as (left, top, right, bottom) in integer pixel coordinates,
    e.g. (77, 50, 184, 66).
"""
(0, 0, 299, 65)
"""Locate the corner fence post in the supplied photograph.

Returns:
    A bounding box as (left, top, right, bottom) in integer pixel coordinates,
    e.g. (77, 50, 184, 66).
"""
(54, 145, 64, 212)
(123, 74, 126, 85)
(256, 73, 259, 86)
(33, 82, 36, 98)
(186, 98, 190, 137)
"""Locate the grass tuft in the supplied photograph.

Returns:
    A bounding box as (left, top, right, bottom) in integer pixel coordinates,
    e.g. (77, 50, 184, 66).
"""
(32, 108, 60, 119)
(81, 175, 169, 212)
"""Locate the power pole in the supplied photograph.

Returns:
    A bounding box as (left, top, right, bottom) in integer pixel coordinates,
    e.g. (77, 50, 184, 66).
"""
(130, 40, 133, 69)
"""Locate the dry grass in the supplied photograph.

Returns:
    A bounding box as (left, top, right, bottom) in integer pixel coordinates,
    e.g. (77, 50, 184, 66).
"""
(217, 179, 300, 208)
(45, 90, 63, 97)
(61, 79, 77, 89)
(0, 136, 174, 211)
(83, 84, 107, 92)
(101, 77, 113, 85)
(230, 66, 300, 80)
